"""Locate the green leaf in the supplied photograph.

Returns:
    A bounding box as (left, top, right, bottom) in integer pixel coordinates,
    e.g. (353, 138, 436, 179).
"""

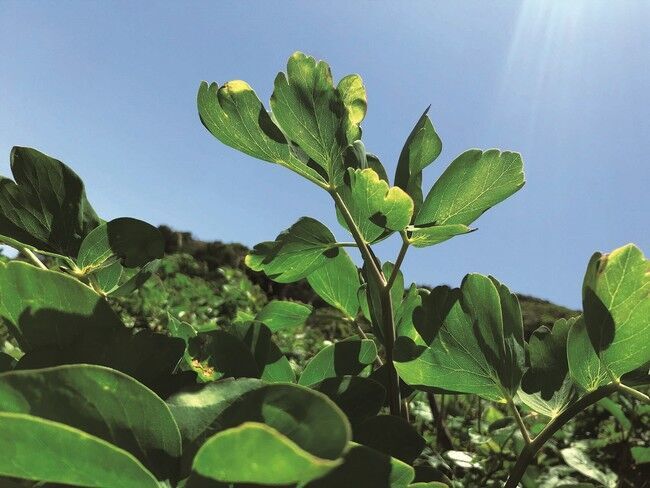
(307, 247, 360, 319)
(568, 245, 649, 390)
(232, 322, 296, 383)
(245, 217, 338, 283)
(337, 74, 367, 130)
(299, 338, 378, 386)
(0, 261, 122, 351)
(0, 364, 181, 480)
(407, 223, 474, 248)
(197, 80, 327, 186)
(394, 108, 442, 214)
(519, 318, 577, 417)
(166, 379, 351, 474)
(270, 52, 359, 183)
(416, 149, 524, 227)
(306, 442, 415, 488)
(187, 330, 260, 382)
(561, 447, 618, 488)
(192, 421, 341, 485)
(108, 259, 161, 296)
(77, 217, 164, 270)
(255, 300, 312, 332)
(337, 168, 414, 242)
(0, 412, 160, 487)
(631, 446, 650, 464)
(312, 376, 386, 426)
(353, 414, 426, 464)
(394, 275, 526, 402)
(0, 146, 101, 257)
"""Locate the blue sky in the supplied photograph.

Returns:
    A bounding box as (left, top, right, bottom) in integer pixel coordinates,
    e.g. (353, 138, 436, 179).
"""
(1, 1, 648, 308)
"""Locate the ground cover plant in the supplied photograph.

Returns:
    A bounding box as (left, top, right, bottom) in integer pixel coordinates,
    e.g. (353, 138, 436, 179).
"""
(0, 52, 647, 487)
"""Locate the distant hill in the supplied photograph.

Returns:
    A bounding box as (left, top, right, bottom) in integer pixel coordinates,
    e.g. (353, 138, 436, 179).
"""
(158, 226, 579, 335)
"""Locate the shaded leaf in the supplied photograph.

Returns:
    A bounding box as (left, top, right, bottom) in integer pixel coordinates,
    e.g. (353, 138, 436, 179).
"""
(299, 338, 378, 386)
(0, 146, 101, 257)
(187, 330, 260, 382)
(561, 447, 617, 488)
(245, 217, 337, 283)
(232, 322, 295, 383)
(312, 375, 386, 425)
(406, 223, 474, 248)
(354, 414, 426, 464)
(394, 108, 442, 214)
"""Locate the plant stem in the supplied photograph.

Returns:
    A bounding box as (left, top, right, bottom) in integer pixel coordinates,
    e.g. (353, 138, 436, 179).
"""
(507, 397, 532, 445)
(427, 392, 454, 451)
(22, 248, 47, 270)
(615, 382, 650, 403)
(504, 383, 618, 488)
(386, 232, 409, 290)
(330, 191, 385, 287)
(330, 190, 403, 417)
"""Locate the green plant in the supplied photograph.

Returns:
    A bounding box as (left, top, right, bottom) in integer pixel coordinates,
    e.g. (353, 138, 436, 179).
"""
(0, 52, 645, 487)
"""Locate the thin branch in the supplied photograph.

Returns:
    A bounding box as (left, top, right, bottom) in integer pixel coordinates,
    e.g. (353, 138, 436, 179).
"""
(616, 382, 650, 403)
(386, 232, 409, 291)
(22, 248, 47, 270)
(504, 383, 619, 488)
(507, 397, 532, 445)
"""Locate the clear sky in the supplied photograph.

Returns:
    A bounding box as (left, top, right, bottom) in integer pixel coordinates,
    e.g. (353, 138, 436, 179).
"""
(1, 1, 648, 308)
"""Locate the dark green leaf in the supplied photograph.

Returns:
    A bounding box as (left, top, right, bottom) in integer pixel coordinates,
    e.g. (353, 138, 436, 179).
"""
(0, 146, 101, 257)
(394, 108, 442, 214)
(77, 217, 164, 270)
(354, 414, 426, 464)
(312, 376, 386, 425)
(187, 330, 260, 382)
(245, 217, 338, 283)
(299, 338, 378, 386)
(305, 442, 415, 488)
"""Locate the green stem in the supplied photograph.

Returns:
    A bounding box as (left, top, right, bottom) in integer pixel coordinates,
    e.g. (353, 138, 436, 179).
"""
(615, 382, 650, 403)
(330, 191, 385, 287)
(380, 285, 402, 417)
(386, 232, 409, 290)
(504, 383, 618, 488)
(507, 396, 532, 445)
(22, 248, 47, 270)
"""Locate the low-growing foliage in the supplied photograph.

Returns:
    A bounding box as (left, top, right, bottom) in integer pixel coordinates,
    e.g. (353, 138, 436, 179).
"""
(0, 52, 647, 487)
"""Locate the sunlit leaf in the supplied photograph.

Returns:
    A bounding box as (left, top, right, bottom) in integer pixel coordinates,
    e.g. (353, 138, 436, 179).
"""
(299, 338, 378, 386)
(307, 248, 360, 319)
(255, 300, 312, 332)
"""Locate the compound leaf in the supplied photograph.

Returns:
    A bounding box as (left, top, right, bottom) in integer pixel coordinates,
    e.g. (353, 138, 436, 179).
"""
(416, 149, 524, 227)
(271, 52, 359, 183)
(198, 80, 326, 186)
